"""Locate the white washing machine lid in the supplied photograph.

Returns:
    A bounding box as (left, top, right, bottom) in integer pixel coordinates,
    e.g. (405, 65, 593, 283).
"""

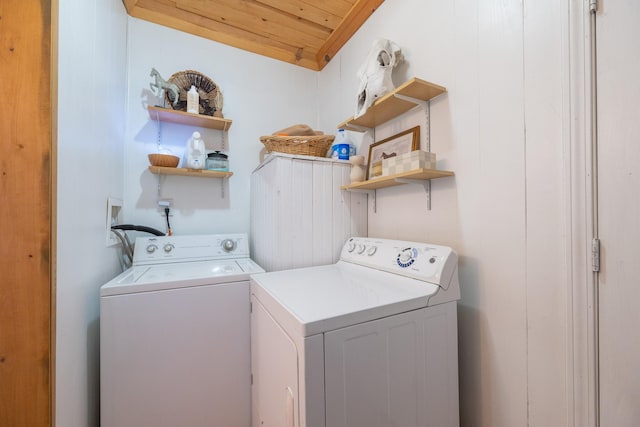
(250, 261, 440, 337)
(101, 258, 264, 297)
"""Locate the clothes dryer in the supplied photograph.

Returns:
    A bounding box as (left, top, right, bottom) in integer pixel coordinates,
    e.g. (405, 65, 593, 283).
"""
(250, 237, 460, 427)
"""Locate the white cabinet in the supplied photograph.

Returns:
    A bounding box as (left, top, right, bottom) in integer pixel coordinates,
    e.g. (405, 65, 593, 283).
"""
(324, 303, 460, 427)
(250, 153, 367, 272)
(250, 298, 299, 427)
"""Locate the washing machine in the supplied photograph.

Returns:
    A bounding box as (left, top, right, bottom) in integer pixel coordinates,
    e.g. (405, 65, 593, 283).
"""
(250, 237, 460, 427)
(100, 233, 264, 427)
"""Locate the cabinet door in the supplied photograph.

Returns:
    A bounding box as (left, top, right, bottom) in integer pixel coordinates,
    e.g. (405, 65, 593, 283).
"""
(251, 297, 299, 427)
(324, 303, 459, 427)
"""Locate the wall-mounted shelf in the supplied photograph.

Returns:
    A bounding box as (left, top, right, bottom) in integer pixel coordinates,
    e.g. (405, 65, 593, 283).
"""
(148, 166, 233, 179)
(341, 168, 453, 212)
(341, 168, 453, 191)
(338, 77, 446, 130)
(148, 105, 233, 131)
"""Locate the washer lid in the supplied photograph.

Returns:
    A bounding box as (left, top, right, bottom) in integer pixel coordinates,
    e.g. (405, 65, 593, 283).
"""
(101, 258, 264, 296)
(250, 261, 440, 337)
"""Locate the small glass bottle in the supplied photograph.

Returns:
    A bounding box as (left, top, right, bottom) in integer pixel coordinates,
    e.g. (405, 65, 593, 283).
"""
(187, 85, 199, 114)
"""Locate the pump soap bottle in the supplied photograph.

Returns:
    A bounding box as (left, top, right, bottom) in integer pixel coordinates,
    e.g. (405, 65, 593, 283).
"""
(185, 131, 206, 169)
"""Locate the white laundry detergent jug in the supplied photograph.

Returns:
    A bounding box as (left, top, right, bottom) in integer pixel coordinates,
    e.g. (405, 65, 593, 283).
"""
(185, 131, 206, 169)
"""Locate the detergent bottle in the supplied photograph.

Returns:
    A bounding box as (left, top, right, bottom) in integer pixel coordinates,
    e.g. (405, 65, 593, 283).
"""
(185, 131, 206, 169)
(330, 128, 356, 160)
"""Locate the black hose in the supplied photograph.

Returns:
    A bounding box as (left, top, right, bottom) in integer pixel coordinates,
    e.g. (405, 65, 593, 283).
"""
(164, 208, 172, 236)
(111, 224, 166, 236)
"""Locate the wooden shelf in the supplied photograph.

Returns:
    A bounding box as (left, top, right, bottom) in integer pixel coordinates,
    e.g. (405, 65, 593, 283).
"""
(148, 166, 233, 179)
(148, 106, 232, 131)
(341, 168, 453, 191)
(338, 77, 446, 130)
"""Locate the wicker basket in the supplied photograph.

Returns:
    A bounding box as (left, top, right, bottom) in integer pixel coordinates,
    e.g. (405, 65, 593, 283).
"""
(164, 70, 223, 117)
(148, 153, 180, 168)
(260, 135, 335, 157)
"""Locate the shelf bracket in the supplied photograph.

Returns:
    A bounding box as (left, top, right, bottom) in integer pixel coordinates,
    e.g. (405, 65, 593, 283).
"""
(344, 123, 372, 133)
(395, 178, 432, 210)
(393, 94, 431, 151)
(393, 93, 430, 110)
(220, 178, 225, 198)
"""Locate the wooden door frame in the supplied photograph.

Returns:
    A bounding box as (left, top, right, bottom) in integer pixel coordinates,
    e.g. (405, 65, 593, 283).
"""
(51, 0, 59, 425)
(0, 1, 56, 426)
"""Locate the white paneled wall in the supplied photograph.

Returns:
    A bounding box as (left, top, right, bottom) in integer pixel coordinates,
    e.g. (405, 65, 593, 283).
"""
(250, 154, 367, 272)
(56, 0, 128, 426)
(317, 0, 571, 425)
(54, 0, 604, 426)
(123, 19, 319, 236)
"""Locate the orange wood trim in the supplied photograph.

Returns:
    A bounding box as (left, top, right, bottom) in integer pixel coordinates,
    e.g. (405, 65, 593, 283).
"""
(0, 0, 53, 425)
(51, 0, 60, 425)
(316, 0, 385, 67)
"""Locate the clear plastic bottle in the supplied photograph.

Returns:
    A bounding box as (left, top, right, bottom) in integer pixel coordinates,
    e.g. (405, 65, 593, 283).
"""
(187, 85, 199, 114)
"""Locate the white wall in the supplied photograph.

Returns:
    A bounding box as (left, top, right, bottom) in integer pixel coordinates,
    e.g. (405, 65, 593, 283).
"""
(56, 0, 128, 426)
(123, 19, 319, 236)
(318, 1, 571, 425)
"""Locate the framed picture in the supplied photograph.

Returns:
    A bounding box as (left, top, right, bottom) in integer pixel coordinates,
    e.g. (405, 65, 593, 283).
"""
(366, 126, 420, 179)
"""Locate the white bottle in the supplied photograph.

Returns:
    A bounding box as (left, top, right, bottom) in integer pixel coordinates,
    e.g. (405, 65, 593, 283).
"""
(187, 85, 199, 114)
(331, 128, 355, 160)
(185, 131, 206, 169)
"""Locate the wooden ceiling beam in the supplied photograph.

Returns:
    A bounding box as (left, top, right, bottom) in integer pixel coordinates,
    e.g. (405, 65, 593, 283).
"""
(316, 0, 384, 67)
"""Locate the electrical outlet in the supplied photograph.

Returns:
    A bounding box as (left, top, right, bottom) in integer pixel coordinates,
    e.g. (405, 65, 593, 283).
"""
(106, 197, 123, 247)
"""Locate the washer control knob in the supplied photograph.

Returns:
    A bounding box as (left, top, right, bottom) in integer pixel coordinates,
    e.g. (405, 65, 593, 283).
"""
(347, 242, 356, 252)
(163, 243, 174, 253)
(222, 239, 236, 252)
(366, 246, 377, 256)
(357, 244, 366, 254)
(146, 244, 158, 254)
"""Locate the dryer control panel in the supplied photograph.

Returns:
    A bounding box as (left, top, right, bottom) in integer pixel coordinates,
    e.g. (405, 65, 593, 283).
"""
(340, 237, 458, 289)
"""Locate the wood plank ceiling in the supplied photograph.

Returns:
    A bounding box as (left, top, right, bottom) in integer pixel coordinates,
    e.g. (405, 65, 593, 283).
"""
(122, 0, 385, 70)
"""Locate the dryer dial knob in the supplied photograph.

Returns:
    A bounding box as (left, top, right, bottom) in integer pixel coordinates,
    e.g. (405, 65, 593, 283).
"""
(222, 239, 236, 252)
(367, 246, 377, 256)
(163, 243, 174, 253)
(347, 242, 356, 252)
(397, 248, 417, 268)
(399, 251, 412, 263)
(357, 244, 366, 254)
(146, 244, 158, 254)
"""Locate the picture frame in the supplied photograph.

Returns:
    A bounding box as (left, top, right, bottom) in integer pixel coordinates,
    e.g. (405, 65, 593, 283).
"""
(366, 126, 420, 180)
